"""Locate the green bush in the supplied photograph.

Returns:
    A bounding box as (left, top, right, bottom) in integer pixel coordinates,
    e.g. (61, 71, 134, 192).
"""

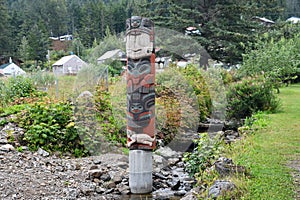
(226, 76, 279, 120)
(16, 101, 87, 157)
(156, 66, 201, 144)
(240, 33, 300, 91)
(0, 76, 38, 106)
(180, 65, 212, 122)
(183, 132, 224, 177)
(94, 85, 126, 146)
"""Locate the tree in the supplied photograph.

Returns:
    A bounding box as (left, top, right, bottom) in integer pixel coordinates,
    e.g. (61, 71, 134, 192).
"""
(239, 33, 300, 92)
(193, 0, 285, 65)
(78, 0, 106, 47)
(18, 36, 30, 66)
(136, 0, 198, 31)
(41, 0, 68, 36)
(135, 0, 285, 65)
(0, 0, 11, 56)
(27, 23, 50, 65)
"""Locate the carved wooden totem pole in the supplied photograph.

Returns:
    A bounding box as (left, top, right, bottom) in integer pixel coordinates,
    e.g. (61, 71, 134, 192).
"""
(126, 16, 155, 194)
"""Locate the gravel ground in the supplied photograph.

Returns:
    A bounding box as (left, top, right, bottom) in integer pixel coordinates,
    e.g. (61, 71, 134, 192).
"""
(0, 149, 128, 200)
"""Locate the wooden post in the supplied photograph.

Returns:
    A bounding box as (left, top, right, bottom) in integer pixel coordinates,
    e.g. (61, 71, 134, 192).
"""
(126, 16, 156, 194)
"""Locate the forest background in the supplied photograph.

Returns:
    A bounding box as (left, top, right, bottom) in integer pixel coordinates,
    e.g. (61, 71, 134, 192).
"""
(1, 0, 300, 69)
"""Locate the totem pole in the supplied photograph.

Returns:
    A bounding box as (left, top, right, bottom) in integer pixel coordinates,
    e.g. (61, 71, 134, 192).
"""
(126, 16, 156, 194)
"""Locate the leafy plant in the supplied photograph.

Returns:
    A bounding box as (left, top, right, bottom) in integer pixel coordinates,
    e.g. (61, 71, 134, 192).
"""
(240, 33, 300, 92)
(226, 76, 280, 120)
(94, 86, 126, 146)
(0, 76, 39, 106)
(244, 111, 269, 129)
(16, 101, 87, 157)
(183, 132, 224, 177)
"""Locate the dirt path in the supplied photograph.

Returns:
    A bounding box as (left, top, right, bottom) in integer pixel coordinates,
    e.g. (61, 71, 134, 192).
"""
(289, 159, 300, 199)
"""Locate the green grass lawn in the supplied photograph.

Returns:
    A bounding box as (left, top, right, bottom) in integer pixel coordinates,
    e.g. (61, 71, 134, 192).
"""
(230, 83, 300, 200)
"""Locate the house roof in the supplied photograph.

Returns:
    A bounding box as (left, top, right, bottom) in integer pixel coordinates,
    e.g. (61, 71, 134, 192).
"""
(53, 55, 84, 66)
(253, 16, 275, 24)
(286, 17, 300, 23)
(97, 49, 125, 61)
(0, 63, 10, 69)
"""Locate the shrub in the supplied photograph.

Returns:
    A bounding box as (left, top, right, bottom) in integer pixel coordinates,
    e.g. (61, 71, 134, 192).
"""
(183, 132, 224, 177)
(0, 76, 39, 106)
(156, 67, 201, 144)
(94, 85, 126, 146)
(226, 76, 279, 120)
(240, 33, 300, 91)
(16, 100, 87, 157)
(180, 65, 212, 121)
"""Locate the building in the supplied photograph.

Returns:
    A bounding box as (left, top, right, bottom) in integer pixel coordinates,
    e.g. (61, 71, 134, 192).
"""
(97, 49, 126, 64)
(252, 16, 275, 26)
(0, 57, 26, 77)
(52, 55, 87, 75)
(286, 17, 300, 24)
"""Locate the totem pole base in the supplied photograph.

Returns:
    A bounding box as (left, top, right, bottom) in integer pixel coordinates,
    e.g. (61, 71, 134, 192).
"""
(129, 150, 153, 194)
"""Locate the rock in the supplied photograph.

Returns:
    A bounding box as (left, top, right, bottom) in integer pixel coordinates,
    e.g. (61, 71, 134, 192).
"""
(100, 173, 111, 182)
(174, 190, 186, 196)
(112, 175, 123, 184)
(90, 165, 99, 170)
(208, 180, 236, 199)
(153, 188, 175, 199)
(0, 144, 15, 152)
(95, 186, 106, 194)
(171, 180, 181, 190)
(88, 169, 105, 179)
(115, 162, 128, 169)
(156, 147, 180, 158)
(37, 148, 49, 157)
(181, 191, 198, 200)
(0, 138, 8, 144)
(153, 172, 168, 180)
(80, 183, 96, 195)
(168, 157, 180, 166)
(103, 188, 114, 194)
(214, 157, 247, 177)
(64, 188, 77, 199)
(116, 185, 130, 195)
(93, 159, 102, 165)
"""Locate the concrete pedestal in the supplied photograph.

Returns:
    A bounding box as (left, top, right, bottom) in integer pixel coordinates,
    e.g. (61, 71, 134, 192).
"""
(129, 150, 152, 194)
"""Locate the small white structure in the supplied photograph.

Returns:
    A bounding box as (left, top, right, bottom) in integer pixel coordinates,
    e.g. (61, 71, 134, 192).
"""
(286, 17, 300, 24)
(0, 57, 26, 77)
(97, 49, 126, 64)
(52, 55, 87, 75)
(49, 34, 73, 41)
(252, 16, 275, 26)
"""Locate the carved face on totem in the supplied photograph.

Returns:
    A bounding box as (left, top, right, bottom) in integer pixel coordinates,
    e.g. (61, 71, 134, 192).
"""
(126, 17, 154, 59)
(127, 58, 154, 92)
(127, 90, 155, 123)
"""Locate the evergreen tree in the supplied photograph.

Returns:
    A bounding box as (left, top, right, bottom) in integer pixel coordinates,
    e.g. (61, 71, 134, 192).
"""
(18, 36, 30, 66)
(136, 0, 198, 31)
(27, 23, 50, 65)
(79, 0, 105, 47)
(0, 0, 11, 56)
